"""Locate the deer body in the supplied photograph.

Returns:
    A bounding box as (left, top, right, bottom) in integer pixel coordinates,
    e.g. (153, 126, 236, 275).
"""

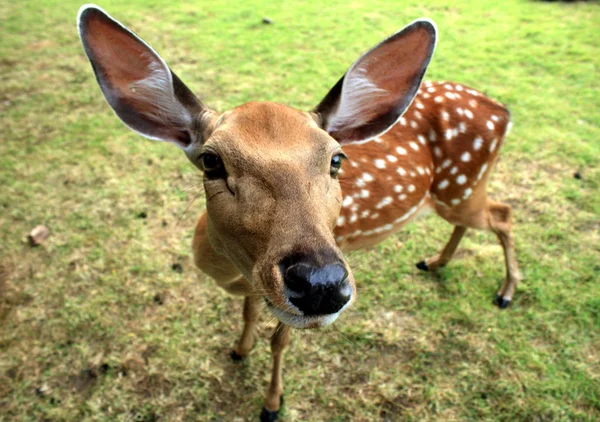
(335, 81, 511, 250)
(78, 6, 519, 420)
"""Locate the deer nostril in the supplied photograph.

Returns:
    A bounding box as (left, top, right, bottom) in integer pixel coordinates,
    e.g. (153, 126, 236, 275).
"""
(283, 263, 313, 294)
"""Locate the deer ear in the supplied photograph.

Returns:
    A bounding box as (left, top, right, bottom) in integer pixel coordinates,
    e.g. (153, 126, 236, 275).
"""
(77, 5, 209, 149)
(314, 19, 437, 144)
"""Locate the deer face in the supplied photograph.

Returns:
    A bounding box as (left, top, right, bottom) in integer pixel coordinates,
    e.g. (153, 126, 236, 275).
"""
(197, 102, 354, 327)
(78, 6, 436, 328)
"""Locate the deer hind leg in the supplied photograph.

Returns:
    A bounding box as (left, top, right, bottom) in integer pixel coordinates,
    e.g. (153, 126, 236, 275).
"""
(419, 197, 520, 308)
(416, 225, 468, 271)
(231, 294, 262, 360)
(260, 322, 290, 421)
(487, 200, 521, 309)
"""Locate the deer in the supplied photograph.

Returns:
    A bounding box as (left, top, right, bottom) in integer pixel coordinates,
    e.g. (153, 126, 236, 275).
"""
(77, 4, 520, 421)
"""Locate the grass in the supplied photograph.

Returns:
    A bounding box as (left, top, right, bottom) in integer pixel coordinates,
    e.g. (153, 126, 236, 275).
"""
(1, 0, 599, 420)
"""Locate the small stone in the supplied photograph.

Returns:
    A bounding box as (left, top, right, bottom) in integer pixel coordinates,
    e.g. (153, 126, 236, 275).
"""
(28, 225, 49, 246)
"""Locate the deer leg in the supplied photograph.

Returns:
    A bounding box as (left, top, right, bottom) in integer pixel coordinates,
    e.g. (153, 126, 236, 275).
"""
(487, 201, 521, 309)
(260, 322, 290, 422)
(231, 294, 262, 360)
(417, 225, 467, 271)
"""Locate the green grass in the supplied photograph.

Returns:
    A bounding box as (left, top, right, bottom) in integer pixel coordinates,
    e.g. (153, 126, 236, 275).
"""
(1, 0, 599, 420)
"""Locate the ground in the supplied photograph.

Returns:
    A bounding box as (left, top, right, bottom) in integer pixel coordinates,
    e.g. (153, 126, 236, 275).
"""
(1, 0, 599, 421)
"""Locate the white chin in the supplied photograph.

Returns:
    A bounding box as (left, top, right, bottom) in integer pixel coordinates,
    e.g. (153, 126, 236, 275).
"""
(266, 301, 347, 329)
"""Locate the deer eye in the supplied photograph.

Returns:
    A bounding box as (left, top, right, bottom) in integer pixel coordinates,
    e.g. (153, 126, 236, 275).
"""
(330, 153, 346, 178)
(200, 153, 226, 179)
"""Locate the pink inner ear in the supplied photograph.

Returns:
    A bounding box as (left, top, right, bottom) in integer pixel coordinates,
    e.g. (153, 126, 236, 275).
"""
(318, 22, 435, 144)
(361, 27, 432, 95)
(84, 14, 158, 95)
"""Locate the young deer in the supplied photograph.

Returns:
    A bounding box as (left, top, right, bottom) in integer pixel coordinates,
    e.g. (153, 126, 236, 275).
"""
(78, 5, 520, 420)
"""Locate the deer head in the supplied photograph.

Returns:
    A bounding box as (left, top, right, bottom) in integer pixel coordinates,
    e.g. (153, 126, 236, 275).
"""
(77, 5, 436, 328)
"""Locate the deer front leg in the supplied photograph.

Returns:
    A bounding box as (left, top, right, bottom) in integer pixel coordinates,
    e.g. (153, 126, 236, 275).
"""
(231, 294, 262, 360)
(260, 322, 290, 422)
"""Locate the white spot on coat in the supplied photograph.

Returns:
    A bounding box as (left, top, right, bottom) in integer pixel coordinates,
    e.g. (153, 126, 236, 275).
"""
(490, 138, 498, 152)
(445, 129, 453, 141)
(428, 129, 437, 142)
(375, 196, 393, 209)
(374, 159, 386, 169)
(477, 163, 489, 180)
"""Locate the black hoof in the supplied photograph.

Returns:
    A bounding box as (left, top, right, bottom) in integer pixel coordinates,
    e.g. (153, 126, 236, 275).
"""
(259, 396, 284, 422)
(494, 295, 511, 309)
(230, 350, 244, 361)
(260, 407, 279, 422)
(416, 260, 429, 271)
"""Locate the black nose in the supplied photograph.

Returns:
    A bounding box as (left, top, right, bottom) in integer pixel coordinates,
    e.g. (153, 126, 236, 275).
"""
(281, 259, 351, 315)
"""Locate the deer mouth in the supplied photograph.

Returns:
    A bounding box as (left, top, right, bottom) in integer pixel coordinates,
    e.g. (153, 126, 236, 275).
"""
(264, 298, 350, 329)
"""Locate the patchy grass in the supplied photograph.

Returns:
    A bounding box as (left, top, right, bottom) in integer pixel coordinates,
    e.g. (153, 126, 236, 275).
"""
(1, 0, 599, 421)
